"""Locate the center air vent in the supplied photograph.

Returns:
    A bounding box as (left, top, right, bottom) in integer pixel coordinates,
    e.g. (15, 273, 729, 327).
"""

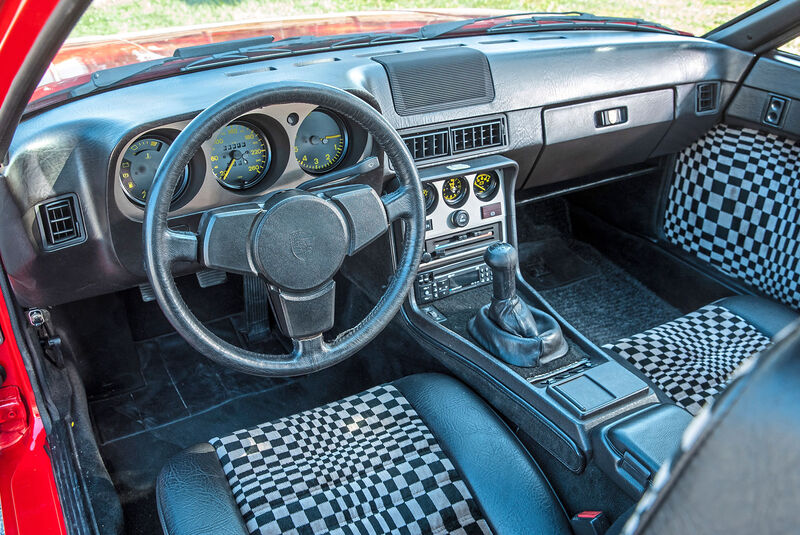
(404, 129, 450, 160)
(451, 119, 504, 154)
(36, 194, 85, 251)
(401, 116, 507, 163)
(696, 82, 720, 114)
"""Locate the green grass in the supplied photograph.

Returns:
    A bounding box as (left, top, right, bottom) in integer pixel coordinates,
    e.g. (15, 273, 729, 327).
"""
(72, 0, 763, 39)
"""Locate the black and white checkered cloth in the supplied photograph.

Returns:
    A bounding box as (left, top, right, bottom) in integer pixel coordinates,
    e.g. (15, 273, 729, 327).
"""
(603, 305, 771, 415)
(664, 124, 800, 310)
(209, 385, 492, 535)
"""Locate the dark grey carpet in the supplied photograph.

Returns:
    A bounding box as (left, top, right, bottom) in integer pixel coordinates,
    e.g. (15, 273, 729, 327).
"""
(519, 228, 681, 346)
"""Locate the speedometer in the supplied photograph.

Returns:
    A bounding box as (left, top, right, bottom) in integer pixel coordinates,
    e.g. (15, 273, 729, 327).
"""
(210, 122, 271, 189)
(294, 110, 348, 173)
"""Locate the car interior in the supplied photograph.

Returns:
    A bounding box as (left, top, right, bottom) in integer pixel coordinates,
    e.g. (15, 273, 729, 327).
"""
(2, 3, 800, 534)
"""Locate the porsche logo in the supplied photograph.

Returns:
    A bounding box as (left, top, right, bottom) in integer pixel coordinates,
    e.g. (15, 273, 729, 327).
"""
(290, 231, 313, 261)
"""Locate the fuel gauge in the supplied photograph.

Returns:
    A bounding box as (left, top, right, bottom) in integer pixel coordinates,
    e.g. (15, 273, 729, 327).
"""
(473, 170, 500, 201)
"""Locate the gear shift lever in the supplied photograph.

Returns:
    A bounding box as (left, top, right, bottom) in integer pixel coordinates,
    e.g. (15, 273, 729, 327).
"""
(486, 242, 517, 301)
(468, 242, 568, 367)
(484, 243, 538, 338)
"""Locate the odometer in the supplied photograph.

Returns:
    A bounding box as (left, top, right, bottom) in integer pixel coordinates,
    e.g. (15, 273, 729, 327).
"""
(442, 176, 469, 207)
(294, 110, 348, 173)
(119, 135, 188, 206)
(210, 122, 271, 189)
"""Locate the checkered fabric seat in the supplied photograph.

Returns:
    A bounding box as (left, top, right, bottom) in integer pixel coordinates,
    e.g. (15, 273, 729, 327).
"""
(603, 296, 797, 415)
(156, 373, 572, 535)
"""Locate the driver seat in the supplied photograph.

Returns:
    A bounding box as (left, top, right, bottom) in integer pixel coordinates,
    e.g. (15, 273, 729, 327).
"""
(156, 373, 572, 535)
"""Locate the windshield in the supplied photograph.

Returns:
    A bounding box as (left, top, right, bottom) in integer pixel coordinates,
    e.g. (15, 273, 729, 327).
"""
(32, 0, 765, 110)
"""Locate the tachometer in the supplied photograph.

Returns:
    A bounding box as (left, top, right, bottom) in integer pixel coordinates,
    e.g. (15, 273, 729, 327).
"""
(442, 176, 469, 207)
(119, 135, 188, 206)
(294, 110, 348, 173)
(210, 122, 271, 189)
(473, 170, 499, 201)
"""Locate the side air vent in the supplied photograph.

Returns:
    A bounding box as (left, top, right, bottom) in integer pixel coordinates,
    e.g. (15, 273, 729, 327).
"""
(696, 82, 720, 114)
(404, 129, 450, 161)
(451, 119, 505, 154)
(401, 116, 507, 163)
(36, 194, 85, 251)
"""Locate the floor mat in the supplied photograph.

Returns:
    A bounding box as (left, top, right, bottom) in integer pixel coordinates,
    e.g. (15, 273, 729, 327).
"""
(89, 316, 287, 443)
(519, 230, 682, 346)
(90, 310, 439, 535)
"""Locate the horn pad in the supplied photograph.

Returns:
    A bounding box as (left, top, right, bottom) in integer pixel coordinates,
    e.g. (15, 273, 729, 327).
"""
(251, 192, 349, 291)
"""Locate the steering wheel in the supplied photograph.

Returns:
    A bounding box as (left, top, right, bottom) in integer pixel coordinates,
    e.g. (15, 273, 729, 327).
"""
(142, 82, 424, 377)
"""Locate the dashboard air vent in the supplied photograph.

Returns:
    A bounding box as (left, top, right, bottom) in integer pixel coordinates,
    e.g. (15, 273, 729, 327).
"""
(36, 194, 85, 251)
(403, 129, 450, 161)
(451, 119, 505, 154)
(401, 116, 507, 163)
(696, 82, 719, 114)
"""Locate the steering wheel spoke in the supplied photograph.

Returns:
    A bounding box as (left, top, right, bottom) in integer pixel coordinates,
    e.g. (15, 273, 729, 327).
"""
(326, 184, 389, 255)
(165, 229, 200, 264)
(382, 185, 416, 222)
(197, 203, 262, 275)
(270, 280, 336, 339)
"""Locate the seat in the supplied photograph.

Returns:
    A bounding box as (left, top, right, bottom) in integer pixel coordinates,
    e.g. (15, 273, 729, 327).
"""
(603, 295, 797, 415)
(156, 373, 572, 535)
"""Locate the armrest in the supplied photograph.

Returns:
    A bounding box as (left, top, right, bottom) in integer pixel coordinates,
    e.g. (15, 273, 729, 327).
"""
(592, 404, 692, 499)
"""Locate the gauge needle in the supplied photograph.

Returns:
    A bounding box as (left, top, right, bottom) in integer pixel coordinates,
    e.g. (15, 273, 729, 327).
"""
(222, 158, 235, 181)
(476, 183, 486, 191)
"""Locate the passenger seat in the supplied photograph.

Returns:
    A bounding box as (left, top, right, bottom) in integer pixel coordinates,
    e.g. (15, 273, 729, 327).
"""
(603, 296, 797, 415)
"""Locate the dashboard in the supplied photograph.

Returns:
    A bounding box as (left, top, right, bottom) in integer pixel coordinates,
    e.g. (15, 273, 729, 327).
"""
(1, 30, 753, 307)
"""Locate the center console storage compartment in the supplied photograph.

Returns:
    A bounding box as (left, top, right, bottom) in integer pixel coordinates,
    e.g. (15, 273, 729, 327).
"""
(548, 361, 649, 419)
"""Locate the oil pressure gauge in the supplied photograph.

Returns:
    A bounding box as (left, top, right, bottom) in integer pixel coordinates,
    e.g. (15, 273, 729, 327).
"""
(442, 176, 469, 207)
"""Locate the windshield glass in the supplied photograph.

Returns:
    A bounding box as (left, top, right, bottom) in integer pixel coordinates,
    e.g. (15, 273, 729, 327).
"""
(32, 0, 764, 110)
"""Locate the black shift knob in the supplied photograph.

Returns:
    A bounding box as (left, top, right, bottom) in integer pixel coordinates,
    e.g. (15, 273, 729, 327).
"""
(484, 242, 517, 301)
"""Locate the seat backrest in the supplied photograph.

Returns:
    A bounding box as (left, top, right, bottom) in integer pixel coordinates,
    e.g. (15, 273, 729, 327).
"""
(623, 321, 800, 534)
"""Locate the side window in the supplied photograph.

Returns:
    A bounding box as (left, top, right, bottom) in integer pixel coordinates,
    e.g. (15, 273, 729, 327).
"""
(778, 36, 800, 56)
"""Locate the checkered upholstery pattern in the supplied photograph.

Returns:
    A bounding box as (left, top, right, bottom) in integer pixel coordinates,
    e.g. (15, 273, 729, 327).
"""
(603, 305, 771, 415)
(209, 385, 492, 535)
(664, 124, 800, 310)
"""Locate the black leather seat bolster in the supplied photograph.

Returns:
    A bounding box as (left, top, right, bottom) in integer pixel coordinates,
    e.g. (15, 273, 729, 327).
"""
(393, 373, 572, 535)
(156, 442, 248, 535)
(715, 295, 798, 339)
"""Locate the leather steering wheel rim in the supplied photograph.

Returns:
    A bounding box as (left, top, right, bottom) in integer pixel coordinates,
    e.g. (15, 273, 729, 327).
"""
(142, 82, 424, 377)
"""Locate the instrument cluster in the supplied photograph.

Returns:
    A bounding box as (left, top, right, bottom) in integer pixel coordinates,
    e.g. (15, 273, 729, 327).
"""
(115, 106, 356, 211)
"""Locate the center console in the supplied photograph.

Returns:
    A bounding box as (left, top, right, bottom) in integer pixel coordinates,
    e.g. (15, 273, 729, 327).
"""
(413, 156, 511, 305)
(398, 154, 690, 498)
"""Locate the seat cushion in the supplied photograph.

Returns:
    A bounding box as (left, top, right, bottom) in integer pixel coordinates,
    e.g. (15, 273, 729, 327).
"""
(157, 373, 570, 535)
(603, 296, 797, 415)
